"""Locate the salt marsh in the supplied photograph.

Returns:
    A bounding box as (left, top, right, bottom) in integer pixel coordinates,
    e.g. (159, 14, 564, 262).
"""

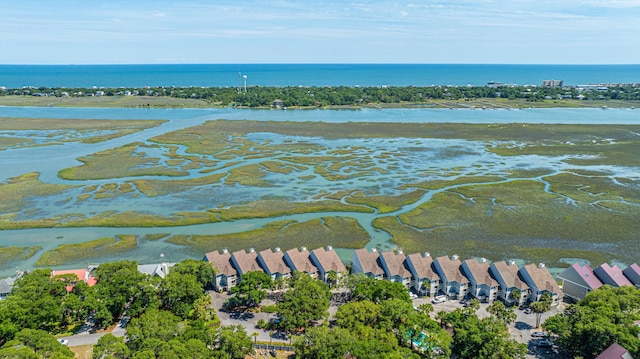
(0, 107, 639, 276)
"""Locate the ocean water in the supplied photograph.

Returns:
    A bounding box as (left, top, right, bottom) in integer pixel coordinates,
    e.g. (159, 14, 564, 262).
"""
(1, 64, 640, 88)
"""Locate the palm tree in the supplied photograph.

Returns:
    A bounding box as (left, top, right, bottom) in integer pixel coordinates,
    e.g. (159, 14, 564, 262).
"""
(435, 310, 446, 328)
(326, 270, 338, 288)
(252, 331, 258, 345)
(530, 293, 552, 328)
(510, 289, 522, 306)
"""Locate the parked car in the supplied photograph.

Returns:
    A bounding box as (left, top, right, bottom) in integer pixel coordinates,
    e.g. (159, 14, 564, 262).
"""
(57, 339, 69, 346)
(524, 308, 532, 314)
(531, 331, 548, 338)
(535, 339, 553, 348)
(432, 295, 447, 304)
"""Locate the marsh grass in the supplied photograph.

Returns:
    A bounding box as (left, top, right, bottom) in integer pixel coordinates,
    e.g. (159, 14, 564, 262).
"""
(0, 137, 33, 150)
(345, 189, 427, 213)
(0, 117, 165, 131)
(545, 172, 640, 204)
(210, 199, 373, 221)
(142, 233, 170, 241)
(5, 120, 640, 266)
(0, 246, 41, 263)
(0, 118, 166, 148)
(399, 175, 504, 191)
(177, 120, 640, 144)
(167, 216, 369, 253)
(260, 160, 303, 174)
(0, 173, 78, 213)
(376, 180, 640, 266)
(62, 211, 220, 227)
(504, 168, 555, 178)
(224, 164, 271, 187)
(35, 235, 138, 266)
(132, 173, 225, 197)
(58, 142, 187, 180)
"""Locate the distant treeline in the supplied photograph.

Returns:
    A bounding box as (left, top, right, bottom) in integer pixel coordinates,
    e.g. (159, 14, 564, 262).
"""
(3, 84, 640, 107)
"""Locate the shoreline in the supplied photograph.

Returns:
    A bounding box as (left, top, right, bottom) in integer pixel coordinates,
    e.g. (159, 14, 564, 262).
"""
(0, 95, 637, 109)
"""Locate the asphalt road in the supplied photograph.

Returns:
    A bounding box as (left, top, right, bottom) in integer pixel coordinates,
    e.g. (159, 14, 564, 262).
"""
(60, 315, 128, 347)
(61, 290, 568, 359)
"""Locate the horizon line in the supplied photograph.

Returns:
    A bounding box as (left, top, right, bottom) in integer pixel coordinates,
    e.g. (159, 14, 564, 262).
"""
(2, 62, 640, 66)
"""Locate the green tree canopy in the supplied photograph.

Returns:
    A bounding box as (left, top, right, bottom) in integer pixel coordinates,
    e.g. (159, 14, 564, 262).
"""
(276, 273, 330, 333)
(93, 333, 130, 359)
(94, 260, 148, 321)
(215, 325, 253, 359)
(225, 271, 273, 310)
(543, 286, 640, 359)
(171, 259, 215, 289)
(125, 309, 183, 352)
(350, 276, 411, 303)
(0, 269, 68, 338)
(441, 308, 526, 359)
(0, 328, 74, 358)
(486, 301, 517, 326)
(158, 270, 206, 319)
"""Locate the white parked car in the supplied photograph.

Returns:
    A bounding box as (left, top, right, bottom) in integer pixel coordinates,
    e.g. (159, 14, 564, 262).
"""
(58, 339, 69, 346)
(432, 295, 446, 304)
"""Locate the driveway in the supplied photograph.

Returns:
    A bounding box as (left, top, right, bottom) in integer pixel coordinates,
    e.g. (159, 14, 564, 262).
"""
(420, 297, 568, 359)
(210, 291, 290, 344)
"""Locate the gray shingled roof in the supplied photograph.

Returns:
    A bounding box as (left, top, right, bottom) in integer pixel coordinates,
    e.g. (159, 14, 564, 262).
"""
(284, 248, 317, 273)
(258, 248, 291, 276)
(353, 248, 384, 276)
(205, 251, 237, 277)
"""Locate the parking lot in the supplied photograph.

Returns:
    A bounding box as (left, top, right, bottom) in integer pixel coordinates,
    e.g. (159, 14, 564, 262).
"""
(212, 290, 569, 358)
(413, 297, 568, 358)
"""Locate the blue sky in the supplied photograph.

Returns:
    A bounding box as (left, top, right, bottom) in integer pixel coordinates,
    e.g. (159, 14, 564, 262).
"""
(2, 0, 640, 64)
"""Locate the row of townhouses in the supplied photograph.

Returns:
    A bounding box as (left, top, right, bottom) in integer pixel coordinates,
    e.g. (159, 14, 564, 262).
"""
(4, 247, 638, 308)
(557, 262, 640, 301)
(204, 246, 346, 292)
(351, 248, 562, 306)
(205, 246, 566, 306)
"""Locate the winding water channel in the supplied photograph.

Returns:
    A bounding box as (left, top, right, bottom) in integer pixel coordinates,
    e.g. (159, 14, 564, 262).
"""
(1, 106, 639, 276)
